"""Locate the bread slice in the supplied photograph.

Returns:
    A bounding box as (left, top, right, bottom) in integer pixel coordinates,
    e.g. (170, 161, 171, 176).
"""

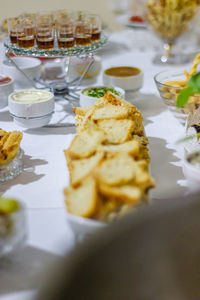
(68, 128, 106, 159)
(97, 119, 134, 144)
(99, 183, 142, 204)
(97, 139, 140, 156)
(0, 131, 23, 166)
(96, 91, 132, 108)
(73, 106, 93, 116)
(69, 152, 104, 186)
(95, 153, 136, 186)
(91, 104, 129, 121)
(65, 176, 98, 218)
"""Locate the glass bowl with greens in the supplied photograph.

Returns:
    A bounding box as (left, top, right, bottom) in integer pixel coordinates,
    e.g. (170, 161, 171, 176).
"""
(154, 69, 200, 125)
(80, 86, 125, 107)
(0, 197, 27, 257)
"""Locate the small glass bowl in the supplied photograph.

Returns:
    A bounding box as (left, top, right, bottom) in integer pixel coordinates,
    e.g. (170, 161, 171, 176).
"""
(0, 149, 23, 182)
(0, 201, 27, 257)
(154, 69, 200, 125)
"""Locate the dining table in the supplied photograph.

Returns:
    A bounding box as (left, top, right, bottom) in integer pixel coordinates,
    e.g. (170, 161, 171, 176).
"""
(0, 26, 197, 300)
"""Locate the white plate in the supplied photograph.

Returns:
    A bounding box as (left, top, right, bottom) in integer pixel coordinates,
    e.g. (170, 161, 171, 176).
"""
(116, 14, 147, 29)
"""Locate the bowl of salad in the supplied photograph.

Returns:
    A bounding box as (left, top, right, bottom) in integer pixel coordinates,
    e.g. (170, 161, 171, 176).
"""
(80, 86, 125, 107)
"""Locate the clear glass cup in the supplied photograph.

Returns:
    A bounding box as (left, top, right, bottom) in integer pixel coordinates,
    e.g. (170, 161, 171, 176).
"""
(0, 200, 27, 257)
(86, 14, 101, 42)
(36, 13, 55, 50)
(75, 20, 92, 47)
(17, 17, 35, 48)
(7, 18, 20, 45)
(57, 16, 75, 49)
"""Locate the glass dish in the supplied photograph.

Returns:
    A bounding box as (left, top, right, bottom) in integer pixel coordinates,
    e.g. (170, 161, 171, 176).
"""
(154, 69, 200, 125)
(0, 148, 23, 182)
(4, 32, 108, 57)
(0, 201, 27, 257)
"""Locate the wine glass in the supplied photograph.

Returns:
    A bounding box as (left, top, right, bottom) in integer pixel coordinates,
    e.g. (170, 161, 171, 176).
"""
(144, 0, 199, 64)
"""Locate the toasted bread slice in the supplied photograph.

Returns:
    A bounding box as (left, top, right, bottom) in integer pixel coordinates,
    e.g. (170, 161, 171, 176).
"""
(69, 152, 104, 186)
(0, 131, 23, 166)
(73, 106, 93, 116)
(97, 139, 140, 156)
(96, 91, 132, 108)
(68, 128, 106, 159)
(97, 119, 134, 144)
(95, 153, 136, 186)
(99, 183, 142, 204)
(65, 176, 98, 218)
(91, 104, 129, 121)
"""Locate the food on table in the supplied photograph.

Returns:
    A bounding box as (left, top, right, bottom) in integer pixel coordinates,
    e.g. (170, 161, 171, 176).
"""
(0, 75, 12, 85)
(0, 197, 19, 215)
(186, 151, 200, 168)
(0, 197, 20, 237)
(64, 91, 155, 222)
(8, 90, 55, 128)
(162, 53, 200, 115)
(0, 129, 22, 166)
(129, 16, 144, 23)
(82, 87, 121, 98)
(10, 90, 53, 103)
(146, 0, 199, 42)
(6, 10, 102, 50)
(104, 66, 141, 77)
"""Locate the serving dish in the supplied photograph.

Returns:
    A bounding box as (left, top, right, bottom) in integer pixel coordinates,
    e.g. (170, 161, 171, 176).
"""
(80, 86, 125, 107)
(0, 148, 23, 182)
(2, 57, 41, 89)
(0, 198, 27, 257)
(0, 74, 14, 109)
(8, 90, 54, 128)
(116, 14, 147, 29)
(103, 66, 143, 92)
(154, 69, 200, 125)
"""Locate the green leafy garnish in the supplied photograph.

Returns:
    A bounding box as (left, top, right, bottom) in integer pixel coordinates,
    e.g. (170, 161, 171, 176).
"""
(177, 71, 200, 108)
(0, 197, 20, 215)
(83, 87, 120, 98)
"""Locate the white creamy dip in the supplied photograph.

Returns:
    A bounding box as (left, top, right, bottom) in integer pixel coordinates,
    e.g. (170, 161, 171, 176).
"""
(11, 90, 52, 103)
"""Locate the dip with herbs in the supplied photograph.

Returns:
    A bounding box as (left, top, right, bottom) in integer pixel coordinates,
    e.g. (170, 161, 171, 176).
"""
(82, 87, 121, 98)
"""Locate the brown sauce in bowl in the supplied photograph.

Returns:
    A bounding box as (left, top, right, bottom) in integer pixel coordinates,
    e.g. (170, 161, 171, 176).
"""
(104, 66, 141, 77)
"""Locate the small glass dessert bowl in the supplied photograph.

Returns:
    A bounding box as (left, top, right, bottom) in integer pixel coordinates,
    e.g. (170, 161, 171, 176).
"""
(0, 197, 27, 257)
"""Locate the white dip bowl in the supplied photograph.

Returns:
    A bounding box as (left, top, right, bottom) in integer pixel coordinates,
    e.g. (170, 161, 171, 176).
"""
(8, 90, 54, 128)
(103, 66, 143, 92)
(80, 86, 125, 107)
(2, 57, 41, 89)
(0, 75, 14, 109)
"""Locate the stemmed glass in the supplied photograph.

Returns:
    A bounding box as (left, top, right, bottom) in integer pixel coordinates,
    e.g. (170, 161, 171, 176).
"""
(144, 0, 199, 64)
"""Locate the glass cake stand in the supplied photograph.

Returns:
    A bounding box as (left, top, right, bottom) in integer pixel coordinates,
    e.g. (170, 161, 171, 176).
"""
(3, 34, 108, 127)
(4, 33, 108, 58)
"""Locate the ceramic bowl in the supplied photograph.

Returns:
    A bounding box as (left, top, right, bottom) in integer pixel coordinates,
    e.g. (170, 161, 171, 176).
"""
(0, 75, 14, 109)
(8, 90, 54, 128)
(2, 57, 41, 89)
(103, 66, 143, 92)
(67, 213, 105, 241)
(80, 86, 125, 107)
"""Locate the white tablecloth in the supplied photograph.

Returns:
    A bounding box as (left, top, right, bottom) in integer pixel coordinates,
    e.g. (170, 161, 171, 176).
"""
(0, 30, 194, 299)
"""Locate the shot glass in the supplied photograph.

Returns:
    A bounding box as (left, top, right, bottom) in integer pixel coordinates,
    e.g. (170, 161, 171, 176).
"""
(36, 13, 54, 50)
(87, 14, 102, 42)
(17, 17, 35, 48)
(57, 20, 75, 49)
(75, 21, 92, 47)
(7, 18, 19, 45)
